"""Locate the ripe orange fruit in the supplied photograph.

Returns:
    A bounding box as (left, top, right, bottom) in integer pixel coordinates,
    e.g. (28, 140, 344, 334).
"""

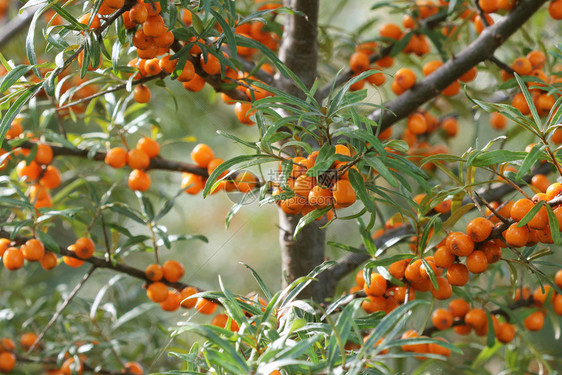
(446, 232, 474, 257)
(160, 290, 181, 311)
(428, 337, 451, 358)
(533, 285, 552, 306)
(429, 276, 452, 300)
(0, 352, 16, 373)
(363, 273, 387, 297)
(504, 223, 529, 247)
(388, 259, 408, 280)
(490, 112, 507, 130)
(474, 14, 494, 34)
(441, 117, 458, 137)
(142, 15, 166, 37)
(105, 147, 128, 168)
(480, 240, 502, 264)
(466, 250, 488, 273)
(549, 0, 562, 19)
(133, 84, 151, 103)
(531, 174, 550, 193)
(2, 247, 24, 270)
(35, 144, 53, 165)
(61, 357, 83, 375)
(63, 255, 84, 268)
(448, 298, 470, 318)
(308, 185, 333, 208)
(73, 237, 95, 259)
(478, 0, 498, 13)
(407, 113, 427, 134)
(146, 282, 168, 302)
(442, 80, 460, 96)
(459, 66, 478, 82)
(195, 298, 218, 315)
(446, 263, 469, 286)
(154, 30, 174, 48)
(200, 53, 222, 76)
(21, 239, 45, 261)
(400, 330, 427, 353)
(496, 322, 515, 343)
(159, 55, 177, 74)
(555, 269, 562, 289)
(191, 144, 214, 168)
(523, 310, 545, 331)
(546, 182, 562, 201)
(78, 13, 100, 29)
(122, 361, 144, 374)
(512, 93, 530, 115)
(127, 149, 150, 170)
(40, 252, 58, 270)
(129, 3, 148, 24)
(434, 246, 455, 268)
(379, 23, 403, 40)
(180, 286, 198, 308)
(145, 263, 163, 281)
(182, 74, 206, 92)
(332, 180, 356, 208)
(234, 102, 255, 125)
(234, 171, 258, 193)
(17, 160, 42, 181)
(162, 260, 185, 282)
(128, 169, 151, 191)
(349, 52, 370, 73)
(181, 173, 204, 195)
(466, 217, 493, 242)
(136, 137, 159, 158)
(465, 308, 487, 329)
(20, 332, 39, 350)
(394, 68, 416, 90)
(422, 60, 443, 76)
(361, 295, 386, 313)
(553, 294, 562, 316)
(431, 308, 453, 330)
(511, 57, 533, 76)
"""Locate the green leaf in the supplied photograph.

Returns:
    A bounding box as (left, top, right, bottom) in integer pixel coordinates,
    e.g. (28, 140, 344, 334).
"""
(364, 154, 398, 187)
(0, 84, 43, 145)
(469, 150, 526, 168)
(516, 143, 544, 180)
(517, 200, 545, 228)
(327, 241, 369, 255)
(108, 204, 146, 224)
(486, 312, 496, 348)
(294, 206, 331, 238)
(36, 231, 61, 254)
(545, 205, 561, 245)
(241, 263, 272, 300)
(514, 73, 542, 131)
(349, 168, 374, 212)
(0, 65, 33, 93)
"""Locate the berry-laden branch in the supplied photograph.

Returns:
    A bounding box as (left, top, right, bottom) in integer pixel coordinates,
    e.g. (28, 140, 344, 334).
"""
(16, 354, 141, 375)
(17, 140, 209, 176)
(368, 0, 548, 131)
(325, 161, 553, 284)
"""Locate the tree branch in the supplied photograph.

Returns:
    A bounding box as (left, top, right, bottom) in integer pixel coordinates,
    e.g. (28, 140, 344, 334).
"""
(368, 0, 548, 131)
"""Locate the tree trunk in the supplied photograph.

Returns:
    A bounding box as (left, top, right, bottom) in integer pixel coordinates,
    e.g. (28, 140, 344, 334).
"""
(274, 0, 330, 301)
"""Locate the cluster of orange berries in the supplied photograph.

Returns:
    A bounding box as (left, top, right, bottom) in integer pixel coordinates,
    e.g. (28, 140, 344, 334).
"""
(0, 236, 96, 272)
(181, 143, 258, 195)
(104, 136, 159, 192)
(3, 119, 61, 210)
(273, 145, 358, 218)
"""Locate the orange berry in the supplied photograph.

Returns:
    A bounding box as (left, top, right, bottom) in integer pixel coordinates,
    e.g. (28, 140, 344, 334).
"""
(363, 273, 387, 297)
(432, 308, 453, 330)
(61, 357, 83, 375)
(459, 67, 478, 82)
(195, 298, 218, 314)
(422, 60, 443, 76)
(136, 137, 159, 158)
(308, 185, 333, 208)
(147, 282, 168, 302)
(162, 260, 185, 282)
(474, 14, 494, 34)
(200, 54, 221, 76)
(434, 246, 455, 269)
(181, 173, 204, 195)
(466, 217, 493, 242)
(446, 263, 469, 286)
(407, 113, 427, 135)
(428, 337, 451, 358)
(129, 3, 148, 24)
(133, 84, 151, 103)
(531, 174, 550, 193)
(400, 330, 427, 353)
(546, 183, 562, 201)
(63, 254, 84, 267)
(379, 23, 402, 40)
(180, 286, 198, 308)
(448, 298, 470, 318)
(361, 295, 386, 313)
(504, 223, 529, 247)
(0, 352, 16, 373)
(441, 117, 458, 137)
(466, 250, 488, 274)
(553, 294, 562, 315)
(21, 239, 45, 261)
(388, 259, 409, 280)
(191, 144, 214, 168)
(447, 233, 474, 257)
(127, 148, 150, 170)
(234, 171, 258, 193)
(78, 13, 100, 29)
(160, 290, 181, 311)
(35, 144, 53, 165)
(479, 240, 502, 264)
(511, 57, 533, 76)
(349, 52, 370, 73)
(533, 285, 553, 306)
(17, 160, 42, 181)
(465, 308, 487, 329)
(105, 147, 128, 168)
(490, 112, 507, 130)
(122, 362, 144, 374)
(394, 68, 416, 90)
(40, 252, 58, 270)
(145, 263, 163, 281)
(128, 169, 151, 191)
(496, 322, 515, 343)
(523, 310, 545, 331)
(2, 247, 24, 270)
(159, 55, 177, 74)
(332, 180, 356, 208)
(555, 269, 562, 290)
(20, 332, 39, 351)
(429, 276, 453, 300)
(73, 237, 95, 259)
(478, 0, 498, 13)
(512, 93, 530, 115)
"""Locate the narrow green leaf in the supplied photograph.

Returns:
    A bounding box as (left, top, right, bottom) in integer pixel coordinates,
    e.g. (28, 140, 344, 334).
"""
(349, 168, 374, 212)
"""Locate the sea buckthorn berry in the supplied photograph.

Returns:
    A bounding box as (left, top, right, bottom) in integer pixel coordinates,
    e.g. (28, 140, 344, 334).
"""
(474, 14, 493, 34)
(553, 294, 562, 316)
(20, 332, 39, 351)
(128, 148, 150, 170)
(133, 84, 151, 103)
(546, 183, 562, 201)
(429, 276, 453, 300)
(422, 60, 443, 76)
(308, 185, 333, 208)
(73, 237, 95, 259)
(514, 287, 531, 302)
(22, 239, 44, 261)
(0, 239, 10, 257)
(195, 298, 218, 315)
(349, 52, 370, 73)
(512, 93, 530, 115)
(388, 259, 409, 280)
(447, 233, 474, 257)
(180, 286, 198, 308)
(17, 160, 42, 181)
(480, 241, 502, 263)
(78, 13, 101, 29)
(61, 357, 84, 375)
(466, 250, 488, 274)
(434, 246, 455, 269)
(363, 273, 387, 297)
(332, 180, 357, 208)
(136, 137, 160, 158)
(160, 290, 181, 311)
(466, 217, 493, 242)
(448, 298, 470, 318)
(432, 308, 453, 330)
(428, 337, 451, 358)
(504, 223, 529, 247)
(122, 362, 144, 374)
(35, 144, 53, 165)
(234, 171, 258, 193)
(0, 352, 16, 373)
(162, 260, 185, 282)
(446, 263, 469, 286)
(454, 324, 472, 335)
(379, 23, 403, 40)
(400, 330, 427, 353)
(533, 285, 552, 306)
(200, 53, 221, 76)
(531, 174, 550, 193)
(145, 263, 163, 281)
(510, 199, 533, 222)
(181, 173, 204, 195)
(407, 113, 427, 135)
(420, 258, 438, 280)
(129, 169, 151, 191)
(555, 269, 562, 289)
(524, 311, 545, 331)
(146, 282, 168, 302)
(465, 308, 487, 329)
(394, 68, 416, 91)
(361, 295, 387, 313)
(459, 66, 478, 82)
(40, 252, 58, 270)
(511, 57, 533, 76)
(2, 247, 24, 270)
(105, 147, 128, 168)
(191, 144, 214, 168)
(129, 3, 148, 24)
(441, 117, 458, 137)
(405, 259, 423, 282)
